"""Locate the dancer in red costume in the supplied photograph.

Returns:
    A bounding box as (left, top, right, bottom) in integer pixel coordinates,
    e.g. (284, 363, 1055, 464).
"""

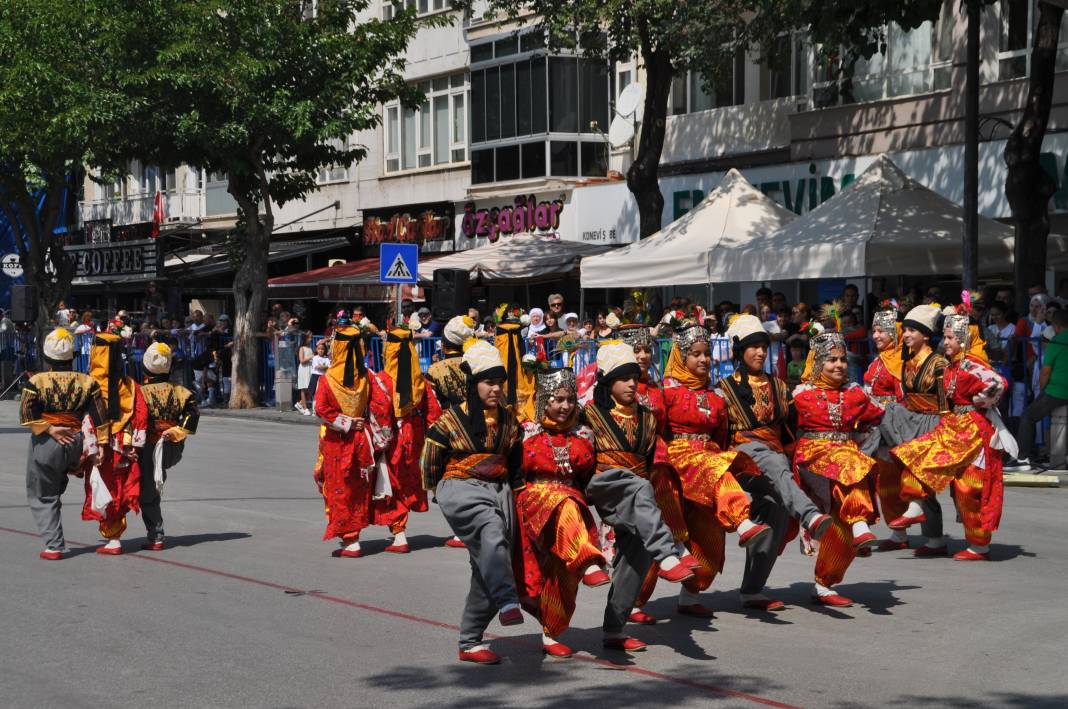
(80, 323, 148, 555)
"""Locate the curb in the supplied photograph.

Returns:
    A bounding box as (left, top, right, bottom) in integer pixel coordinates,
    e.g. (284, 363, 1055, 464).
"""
(198, 407, 322, 427)
(1004, 472, 1061, 488)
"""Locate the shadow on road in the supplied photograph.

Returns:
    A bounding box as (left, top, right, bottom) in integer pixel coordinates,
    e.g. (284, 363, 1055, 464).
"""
(143, 531, 252, 548)
(842, 692, 1068, 709)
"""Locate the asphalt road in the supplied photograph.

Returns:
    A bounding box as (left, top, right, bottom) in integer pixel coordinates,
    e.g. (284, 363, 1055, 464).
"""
(1, 400, 1066, 709)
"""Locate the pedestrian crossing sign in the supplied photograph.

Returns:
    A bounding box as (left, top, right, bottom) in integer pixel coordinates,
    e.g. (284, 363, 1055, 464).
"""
(379, 243, 419, 284)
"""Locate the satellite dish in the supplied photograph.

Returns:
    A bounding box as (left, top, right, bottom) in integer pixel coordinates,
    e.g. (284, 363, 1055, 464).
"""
(616, 82, 644, 116)
(607, 115, 635, 149)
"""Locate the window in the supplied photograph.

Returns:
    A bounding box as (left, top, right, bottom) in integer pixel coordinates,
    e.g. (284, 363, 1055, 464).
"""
(997, 0, 1068, 80)
(469, 29, 609, 184)
(317, 139, 349, 183)
(382, 0, 448, 20)
(669, 51, 745, 115)
(759, 34, 809, 101)
(384, 72, 469, 174)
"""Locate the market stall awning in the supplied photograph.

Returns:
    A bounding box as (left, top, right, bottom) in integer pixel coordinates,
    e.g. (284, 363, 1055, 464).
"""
(164, 236, 353, 283)
(418, 234, 612, 284)
(580, 169, 797, 288)
(268, 257, 378, 288)
(717, 154, 1028, 280)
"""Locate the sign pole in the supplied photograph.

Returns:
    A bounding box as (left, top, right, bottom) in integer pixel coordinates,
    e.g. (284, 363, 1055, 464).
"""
(395, 284, 402, 327)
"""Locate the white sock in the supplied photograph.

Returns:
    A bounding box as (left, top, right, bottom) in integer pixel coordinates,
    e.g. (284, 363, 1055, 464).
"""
(889, 529, 908, 543)
(584, 564, 602, 576)
(675, 542, 688, 557)
(392, 531, 407, 546)
(467, 643, 490, 653)
(851, 521, 871, 537)
(815, 582, 836, 597)
(924, 536, 947, 549)
(904, 501, 925, 518)
(969, 544, 990, 554)
(679, 588, 700, 605)
(499, 602, 519, 614)
(452, 535, 462, 542)
(344, 540, 361, 552)
(104, 539, 121, 549)
(660, 555, 681, 571)
(542, 633, 557, 647)
(737, 519, 757, 535)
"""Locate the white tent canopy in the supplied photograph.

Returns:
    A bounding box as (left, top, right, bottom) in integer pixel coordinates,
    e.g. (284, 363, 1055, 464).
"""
(716, 154, 1026, 281)
(417, 234, 613, 284)
(580, 169, 797, 289)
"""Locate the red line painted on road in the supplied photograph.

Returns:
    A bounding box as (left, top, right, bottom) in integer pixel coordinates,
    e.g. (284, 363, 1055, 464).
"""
(1, 525, 803, 708)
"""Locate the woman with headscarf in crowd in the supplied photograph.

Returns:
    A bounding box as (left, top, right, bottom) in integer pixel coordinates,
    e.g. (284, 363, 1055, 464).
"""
(514, 368, 608, 659)
(793, 330, 884, 607)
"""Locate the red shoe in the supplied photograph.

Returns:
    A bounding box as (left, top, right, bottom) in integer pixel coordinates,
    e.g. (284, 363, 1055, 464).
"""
(876, 539, 909, 552)
(852, 532, 878, 550)
(141, 541, 165, 552)
(445, 537, 467, 549)
(677, 603, 716, 618)
(887, 513, 925, 530)
(384, 543, 410, 554)
(742, 598, 786, 611)
(542, 641, 573, 659)
(857, 547, 872, 558)
(331, 548, 362, 558)
(812, 593, 853, 607)
(603, 636, 647, 652)
(953, 549, 990, 561)
(458, 648, 501, 665)
(96, 544, 122, 556)
(679, 553, 701, 569)
(913, 545, 949, 558)
(39, 550, 63, 561)
(581, 569, 611, 587)
(808, 513, 833, 540)
(629, 610, 658, 625)
(738, 523, 772, 548)
(498, 607, 524, 626)
(657, 563, 695, 584)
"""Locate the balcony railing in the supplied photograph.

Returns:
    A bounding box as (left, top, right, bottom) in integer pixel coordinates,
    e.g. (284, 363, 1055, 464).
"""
(78, 190, 203, 227)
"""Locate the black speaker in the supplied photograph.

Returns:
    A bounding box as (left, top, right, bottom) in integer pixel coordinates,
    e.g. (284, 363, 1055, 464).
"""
(10, 284, 36, 323)
(432, 268, 471, 321)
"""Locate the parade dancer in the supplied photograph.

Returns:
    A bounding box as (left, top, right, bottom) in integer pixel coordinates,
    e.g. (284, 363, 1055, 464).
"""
(875, 304, 950, 555)
(138, 342, 199, 551)
(495, 312, 536, 422)
(860, 306, 908, 551)
(657, 319, 773, 617)
(793, 331, 884, 607)
(81, 324, 149, 555)
(419, 341, 524, 665)
(313, 314, 393, 558)
(514, 368, 608, 659)
(20, 328, 109, 560)
(582, 342, 695, 652)
(891, 303, 1011, 561)
(716, 314, 831, 611)
(425, 315, 476, 550)
(371, 327, 442, 554)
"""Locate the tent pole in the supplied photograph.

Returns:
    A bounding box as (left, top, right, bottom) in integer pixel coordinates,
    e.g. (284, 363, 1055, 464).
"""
(525, 283, 531, 310)
(579, 287, 586, 322)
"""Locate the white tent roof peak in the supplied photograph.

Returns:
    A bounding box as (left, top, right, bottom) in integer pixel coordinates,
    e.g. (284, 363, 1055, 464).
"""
(580, 168, 796, 288)
(418, 234, 612, 284)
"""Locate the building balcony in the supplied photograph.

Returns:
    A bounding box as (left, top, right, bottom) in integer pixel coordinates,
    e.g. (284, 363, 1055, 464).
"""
(79, 190, 203, 227)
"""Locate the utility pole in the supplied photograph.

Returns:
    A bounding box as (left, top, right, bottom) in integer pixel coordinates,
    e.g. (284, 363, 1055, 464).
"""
(962, 0, 981, 292)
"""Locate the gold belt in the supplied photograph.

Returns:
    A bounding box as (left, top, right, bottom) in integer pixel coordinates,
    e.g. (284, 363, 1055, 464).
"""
(871, 395, 898, 406)
(954, 404, 977, 415)
(799, 431, 851, 442)
(674, 432, 712, 442)
(529, 477, 579, 488)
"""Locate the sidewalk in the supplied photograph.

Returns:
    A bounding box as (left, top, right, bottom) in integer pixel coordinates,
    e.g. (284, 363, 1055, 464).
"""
(198, 404, 322, 427)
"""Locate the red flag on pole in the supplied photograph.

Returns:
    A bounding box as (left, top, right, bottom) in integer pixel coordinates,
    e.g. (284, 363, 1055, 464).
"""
(151, 190, 164, 238)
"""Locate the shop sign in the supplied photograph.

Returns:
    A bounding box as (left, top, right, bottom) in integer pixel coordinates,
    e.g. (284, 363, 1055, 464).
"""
(362, 205, 452, 246)
(460, 195, 565, 243)
(66, 239, 159, 281)
(85, 219, 112, 244)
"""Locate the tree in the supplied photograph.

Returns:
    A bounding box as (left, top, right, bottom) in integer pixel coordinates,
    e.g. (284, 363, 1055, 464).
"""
(0, 1, 158, 349)
(144, 0, 435, 408)
(1005, 2, 1064, 312)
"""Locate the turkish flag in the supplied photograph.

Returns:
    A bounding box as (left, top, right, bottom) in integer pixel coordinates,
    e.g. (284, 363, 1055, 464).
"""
(151, 191, 164, 237)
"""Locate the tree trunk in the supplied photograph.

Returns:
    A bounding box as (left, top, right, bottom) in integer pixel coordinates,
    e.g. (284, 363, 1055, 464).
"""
(227, 207, 271, 409)
(627, 49, 673, 239)
(1005, 2, 1064, 314)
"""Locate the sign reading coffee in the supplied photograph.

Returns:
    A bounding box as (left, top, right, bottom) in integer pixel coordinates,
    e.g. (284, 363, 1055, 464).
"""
(362, 204, 453, 246)
(461, 195, 565, 243)
(66, 239, 160, 281)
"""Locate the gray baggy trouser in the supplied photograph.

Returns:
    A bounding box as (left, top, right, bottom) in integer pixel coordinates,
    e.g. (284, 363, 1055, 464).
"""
(139, 441, 184, 543)
(25, 433, 83, 551)
(585, 468, 677, 634)
(878, 403, 944, 538)
(436, 477, 518, 650)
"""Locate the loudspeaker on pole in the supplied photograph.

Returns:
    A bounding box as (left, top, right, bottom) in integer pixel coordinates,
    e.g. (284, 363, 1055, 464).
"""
(431, 268, 471, 322)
